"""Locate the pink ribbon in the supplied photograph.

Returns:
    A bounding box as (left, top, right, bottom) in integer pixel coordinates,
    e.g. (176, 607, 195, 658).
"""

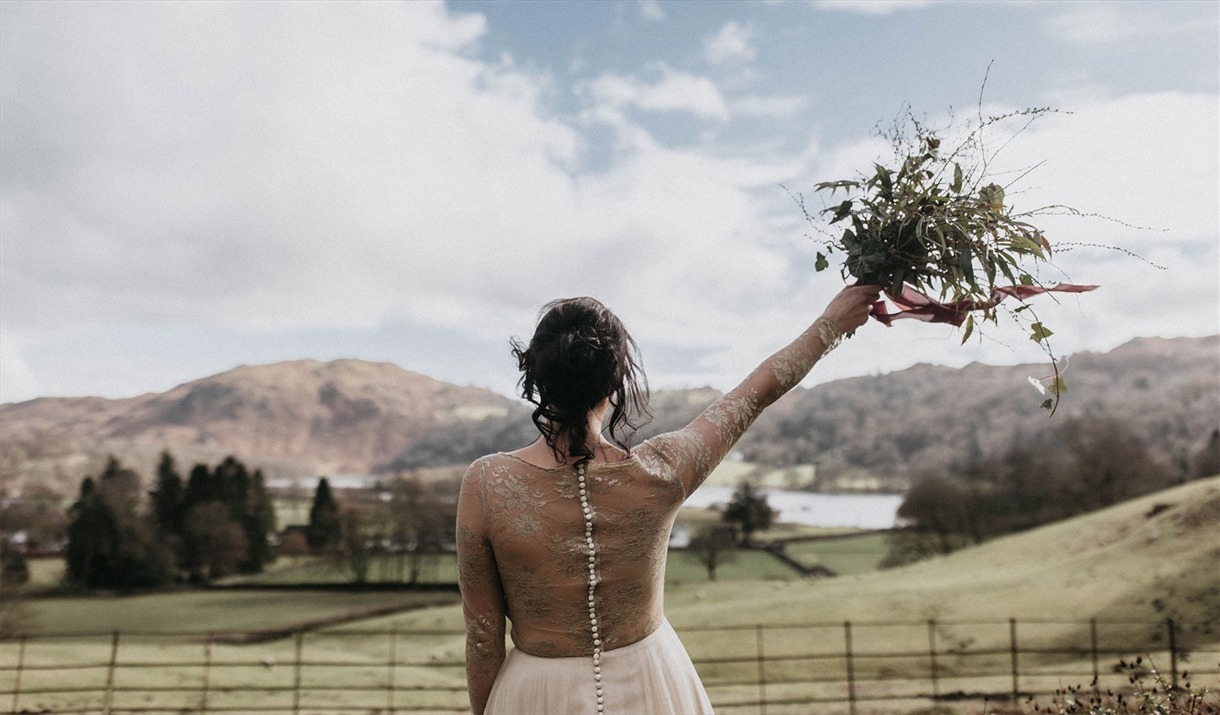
(870, 283, 1099, 327)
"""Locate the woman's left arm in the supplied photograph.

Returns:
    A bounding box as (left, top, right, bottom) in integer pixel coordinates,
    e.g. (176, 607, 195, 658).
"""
(457, 459, 506, 715)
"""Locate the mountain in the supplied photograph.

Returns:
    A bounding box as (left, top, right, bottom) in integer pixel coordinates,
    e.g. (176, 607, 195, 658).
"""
(1, 336, 1216, 497)
(0, 359, 518, 494)
(736, 335, 1219, 485)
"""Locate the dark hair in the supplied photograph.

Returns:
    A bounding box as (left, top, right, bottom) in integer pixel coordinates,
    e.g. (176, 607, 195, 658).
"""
(511, 297, 650, 464)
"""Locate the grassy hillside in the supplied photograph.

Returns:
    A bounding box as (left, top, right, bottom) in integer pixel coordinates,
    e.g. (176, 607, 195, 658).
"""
(663, 476, 1218, 627)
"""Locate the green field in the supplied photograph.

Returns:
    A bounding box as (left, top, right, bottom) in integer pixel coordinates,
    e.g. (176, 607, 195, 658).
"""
(782, 532, 889, 575)
(10, 589, 460, 637)
(3, 477, 1217, 714)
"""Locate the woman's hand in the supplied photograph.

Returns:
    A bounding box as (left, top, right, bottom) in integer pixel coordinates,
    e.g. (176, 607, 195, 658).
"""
(820, 284, 883, 334)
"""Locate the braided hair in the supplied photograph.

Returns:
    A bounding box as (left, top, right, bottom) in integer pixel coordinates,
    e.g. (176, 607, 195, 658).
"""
(511, 297, 650, 464)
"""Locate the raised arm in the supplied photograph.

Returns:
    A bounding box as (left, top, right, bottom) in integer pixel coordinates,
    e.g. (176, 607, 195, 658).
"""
(456, 459, 506, 715)
(649, 285, 881, 497)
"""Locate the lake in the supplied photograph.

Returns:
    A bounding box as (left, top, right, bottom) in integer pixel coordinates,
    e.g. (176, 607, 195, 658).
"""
(684, 485, 905, 529)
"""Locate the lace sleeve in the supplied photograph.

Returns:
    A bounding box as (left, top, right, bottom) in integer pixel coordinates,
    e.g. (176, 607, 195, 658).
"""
(456, 458, 506, 715)
(647, 317, 838, 497)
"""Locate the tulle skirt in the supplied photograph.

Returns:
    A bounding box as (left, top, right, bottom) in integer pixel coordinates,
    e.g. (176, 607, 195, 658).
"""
(484, 618, 714, 715)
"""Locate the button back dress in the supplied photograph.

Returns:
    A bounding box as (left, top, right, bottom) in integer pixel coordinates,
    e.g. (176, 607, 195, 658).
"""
(457, 317, 837, 715)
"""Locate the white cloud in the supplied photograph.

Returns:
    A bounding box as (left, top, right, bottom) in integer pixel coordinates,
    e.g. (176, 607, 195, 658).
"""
(639, 0, 665, 22)
(583, 65, 730, 121)
(703, 20, 757, 66)
(810, 0, 933, 16)
(1045, 4, 1215, 45)
(0, 2, 1215, 402)
(732, 94, 811, 118)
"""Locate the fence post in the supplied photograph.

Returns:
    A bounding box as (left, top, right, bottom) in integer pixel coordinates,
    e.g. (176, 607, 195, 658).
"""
(755, 624, 767, 715)
(201, 632, 213, 712)
(844, 621, 857, 715)
(103, 631, 120, 715)
(1167, 618, 1178, 690)
(1090, 619, 1099, 692)
(387, 625, 397, 714)
(10, 634, 25, 714)
(927, 619, 939, 699)
(1008, 618, 1019, 701)
(293, 631, 304, 715)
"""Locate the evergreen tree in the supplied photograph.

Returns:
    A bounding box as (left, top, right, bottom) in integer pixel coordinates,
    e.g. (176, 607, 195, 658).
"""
(176, 455, 276, 580)
(239, 469, 277, 573)
(307, 478, 341, 551)
(184, 463, 214, 508)
(150, 451, 184, 536)
(64, 457, 173, 589)
(722, 482, 774, 544)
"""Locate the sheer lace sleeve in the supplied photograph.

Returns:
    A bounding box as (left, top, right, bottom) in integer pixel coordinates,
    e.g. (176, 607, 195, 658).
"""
(457, 458, 506, 715)
(645, 317, 837, 497)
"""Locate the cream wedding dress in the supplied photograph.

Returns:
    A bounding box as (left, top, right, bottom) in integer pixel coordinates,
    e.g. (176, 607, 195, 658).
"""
(457, 317, 840, 715)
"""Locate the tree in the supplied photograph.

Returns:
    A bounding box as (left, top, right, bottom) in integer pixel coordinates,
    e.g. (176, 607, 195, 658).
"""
(685, 524, 738, 581)
(172, 455, 275, 580)
(239, 469, 277, 573)
(0, 540, 29, 586)
(884, 416, 1175, 568)
(722, 482, 773, 544)
(387, 474, 454, 584)
(181, 502, 248, 582)
(1192, 428, 1220, 479)
(64, 457, 173, 589)
(1060, 418, 1170, 513)
(307, 478, 341, 551)
(150, 451, 184, 536)
(340, 509, 371, 584)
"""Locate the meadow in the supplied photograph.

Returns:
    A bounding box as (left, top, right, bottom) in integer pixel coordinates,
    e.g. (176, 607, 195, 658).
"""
(3, 477, 1216, 714)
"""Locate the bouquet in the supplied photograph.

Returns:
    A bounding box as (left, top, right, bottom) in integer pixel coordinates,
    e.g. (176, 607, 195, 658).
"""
(796, 102, 1107, 414)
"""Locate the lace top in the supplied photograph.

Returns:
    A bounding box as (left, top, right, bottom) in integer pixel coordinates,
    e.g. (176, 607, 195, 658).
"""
(457, 317, 837, 714)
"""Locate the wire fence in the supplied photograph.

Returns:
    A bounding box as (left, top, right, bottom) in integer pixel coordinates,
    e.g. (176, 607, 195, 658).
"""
(2, 617, 1216, 714)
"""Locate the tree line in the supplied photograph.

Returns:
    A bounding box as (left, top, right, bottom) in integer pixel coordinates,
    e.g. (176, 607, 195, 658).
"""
(883, 418, 1217, 567)
(295, 474, 459, 585)
(64, 452, 276, 588)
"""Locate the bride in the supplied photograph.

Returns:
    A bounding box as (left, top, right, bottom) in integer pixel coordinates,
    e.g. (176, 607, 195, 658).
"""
(457, 285, 881, 715)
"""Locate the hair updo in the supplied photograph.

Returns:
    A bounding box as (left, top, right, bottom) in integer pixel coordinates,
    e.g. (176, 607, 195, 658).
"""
(511, 297, 650, 464)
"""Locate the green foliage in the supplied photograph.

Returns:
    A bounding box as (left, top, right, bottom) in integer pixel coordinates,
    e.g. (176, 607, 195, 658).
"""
(722, 482, 774, 544)
(805, 109, 1056, 301)
(795, 95, 1114, 413)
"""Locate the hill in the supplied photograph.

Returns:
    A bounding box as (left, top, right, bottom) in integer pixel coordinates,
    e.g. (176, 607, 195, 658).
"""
(0, 359, 519, 493)
(1, 336, 1215, 496)
(664, 475, 1219, 628)
(737, 335, 1219, 486)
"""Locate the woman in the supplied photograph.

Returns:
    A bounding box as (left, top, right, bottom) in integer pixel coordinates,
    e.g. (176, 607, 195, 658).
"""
(457, 285, 881, 715)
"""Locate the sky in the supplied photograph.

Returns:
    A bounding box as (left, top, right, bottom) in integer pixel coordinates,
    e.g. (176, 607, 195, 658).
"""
(1, 0, 1217, 405)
